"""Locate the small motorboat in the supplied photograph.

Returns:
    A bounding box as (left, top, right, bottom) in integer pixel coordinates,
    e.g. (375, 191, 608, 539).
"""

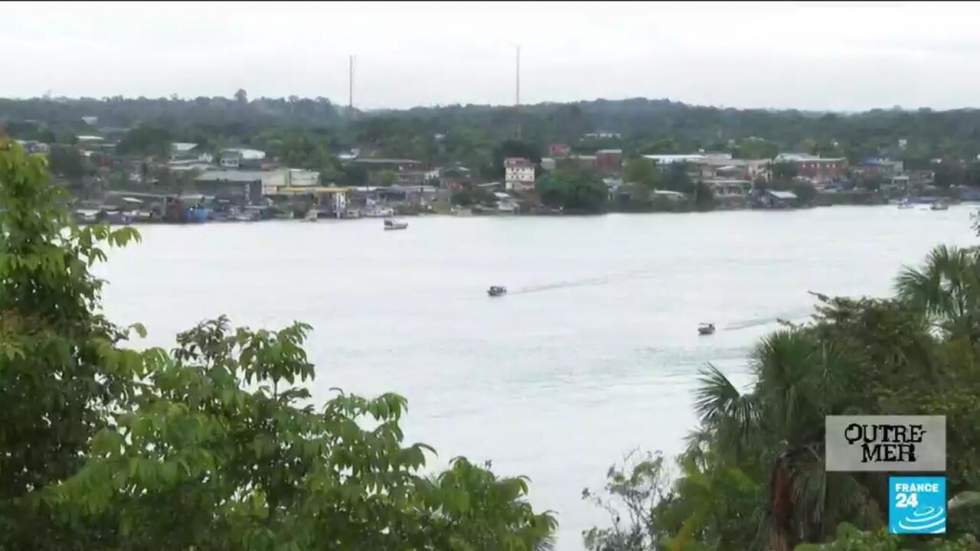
(487, 286, 507, 297)
(383, 218, 408, 231)
(698, 323, 716, 336)
(897, 199, 914, 209)
(931, 201, 949, 211)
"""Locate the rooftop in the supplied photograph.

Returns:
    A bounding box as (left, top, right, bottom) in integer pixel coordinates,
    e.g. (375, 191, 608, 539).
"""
(352, 158, 421, 165)
(222, 148, 266, 160)
(171, 142, 199, 152)
(196, 170, 267, 182)
(642, 153, 735, 164)
(504, 157, 533, 167)
(767, 190, 799, 200)
(776, 153, 845, 163)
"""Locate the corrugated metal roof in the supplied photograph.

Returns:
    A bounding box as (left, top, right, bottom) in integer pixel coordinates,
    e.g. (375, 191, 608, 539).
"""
(196, 170, 266, 182)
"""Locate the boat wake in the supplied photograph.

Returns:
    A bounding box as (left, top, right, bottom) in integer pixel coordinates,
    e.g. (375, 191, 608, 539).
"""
(508, 268, 655, 295)
(723, 309, 812, 331)
(510, 276, 613, 295)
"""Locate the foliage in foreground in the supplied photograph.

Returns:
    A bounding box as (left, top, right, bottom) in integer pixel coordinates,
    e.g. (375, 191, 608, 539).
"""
(584, 247, 980, 548)
(0, 138, 556, 549)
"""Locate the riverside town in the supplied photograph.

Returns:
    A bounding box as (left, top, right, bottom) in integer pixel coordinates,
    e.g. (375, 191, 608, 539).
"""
(3, 96, 975, 226)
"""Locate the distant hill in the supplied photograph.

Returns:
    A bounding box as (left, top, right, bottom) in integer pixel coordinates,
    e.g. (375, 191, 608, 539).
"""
(3, 95, 980, 163)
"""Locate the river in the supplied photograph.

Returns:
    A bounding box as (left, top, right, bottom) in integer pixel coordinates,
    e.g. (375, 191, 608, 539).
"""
(97, 205, 977, 549)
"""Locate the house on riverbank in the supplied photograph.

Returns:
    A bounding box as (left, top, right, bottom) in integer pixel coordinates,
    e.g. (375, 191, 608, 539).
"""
(756, 189, 798, 209)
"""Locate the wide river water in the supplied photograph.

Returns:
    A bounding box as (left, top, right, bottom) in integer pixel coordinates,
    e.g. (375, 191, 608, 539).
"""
(97, 205, 977, 549)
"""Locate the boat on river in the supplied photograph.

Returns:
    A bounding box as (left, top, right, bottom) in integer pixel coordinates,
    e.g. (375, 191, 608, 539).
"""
(487, 286, 507, 297)
(931, 200, 949, 211)
(383, 218, 408, 231)
(698, 323, 716, 336)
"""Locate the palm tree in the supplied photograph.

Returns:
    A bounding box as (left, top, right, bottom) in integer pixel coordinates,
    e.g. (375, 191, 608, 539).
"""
(896, 245, 980, 338)
(691, 330, 874, 550)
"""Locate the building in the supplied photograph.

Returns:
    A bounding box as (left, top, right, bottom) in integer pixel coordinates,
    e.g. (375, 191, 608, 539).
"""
(549, 144, 571, 157)
(757, 189, 798, 209)
(494, 192, 519, 213)
(583, 131, 621, 140)
(271, 186, 351, 216)
(703, 178, 752, 206)
(170, 142, 200, 161)
(350, 158, 425, 186)
(351, 158, 422, 171)
(858, 158, 904, 179)
(439, 166, 472, 191)
(643, 153, 713, 165)
(596, 149, 623, 173)
(260, 168, 320, 195)
(194, 170, 278, 204)
(504, 157, 535, 192)
(775, 153, 847, 184)
(569, 155, 598, 170)
(377, 184, 443, 206)
(701, 158, 771, 182)
(220, 148, 266, 169)
(641, 153, 772, 182)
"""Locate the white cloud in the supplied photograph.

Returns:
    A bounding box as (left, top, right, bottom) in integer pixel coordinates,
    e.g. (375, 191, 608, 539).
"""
(3, 1, 980, 110)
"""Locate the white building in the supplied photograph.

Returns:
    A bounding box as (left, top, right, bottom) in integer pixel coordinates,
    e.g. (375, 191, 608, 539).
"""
(703, 179, 752, 201)
(220, 148, 266, 169)
(642, 153, 732, 165)
(260, 168, 321, 196)
(504, 157, 535, 192)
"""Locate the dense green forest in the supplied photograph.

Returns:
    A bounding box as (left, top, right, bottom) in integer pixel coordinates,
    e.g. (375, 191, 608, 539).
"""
(6, 95, 980, 168)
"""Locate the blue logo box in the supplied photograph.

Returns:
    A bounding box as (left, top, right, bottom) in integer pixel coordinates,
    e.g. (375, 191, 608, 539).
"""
(889, 476, 946, 534)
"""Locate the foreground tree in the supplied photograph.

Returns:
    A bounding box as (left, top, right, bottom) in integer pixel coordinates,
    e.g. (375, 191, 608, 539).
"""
(586, 250, 980, 549)
(0, 139, 557, 549)
(0, 139, 141, 547)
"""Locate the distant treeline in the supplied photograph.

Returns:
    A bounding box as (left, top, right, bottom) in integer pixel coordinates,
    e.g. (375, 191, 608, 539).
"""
(5, 95, 980, 168)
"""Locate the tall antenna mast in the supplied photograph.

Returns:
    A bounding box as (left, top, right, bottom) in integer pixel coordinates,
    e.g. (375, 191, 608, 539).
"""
(348, 55, 354, 112)
(516, 45, 521, 107)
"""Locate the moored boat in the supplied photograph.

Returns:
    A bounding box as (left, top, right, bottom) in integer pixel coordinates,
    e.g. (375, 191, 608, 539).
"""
(383, 218, 408, 230)
(487, 286, 507, 297)
(698, 323, 716, 336)
(931, 200, 949, 211)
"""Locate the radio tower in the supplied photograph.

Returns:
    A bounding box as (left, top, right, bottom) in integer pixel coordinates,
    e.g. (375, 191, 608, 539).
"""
(348, 54, 355, 113)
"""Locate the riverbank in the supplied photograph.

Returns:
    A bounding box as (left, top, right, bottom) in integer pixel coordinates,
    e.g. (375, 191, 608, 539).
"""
(75, 195, 971, 226)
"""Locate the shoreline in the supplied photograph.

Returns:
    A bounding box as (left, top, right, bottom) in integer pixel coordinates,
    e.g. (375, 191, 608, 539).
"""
(79, 201, 976, 227)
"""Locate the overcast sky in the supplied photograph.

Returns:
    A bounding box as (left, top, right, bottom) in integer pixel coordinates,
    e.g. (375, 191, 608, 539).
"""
(5, 1, 980, 111)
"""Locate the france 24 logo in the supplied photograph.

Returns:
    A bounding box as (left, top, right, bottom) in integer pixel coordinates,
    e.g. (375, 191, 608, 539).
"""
(889, 476, 946, 534)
